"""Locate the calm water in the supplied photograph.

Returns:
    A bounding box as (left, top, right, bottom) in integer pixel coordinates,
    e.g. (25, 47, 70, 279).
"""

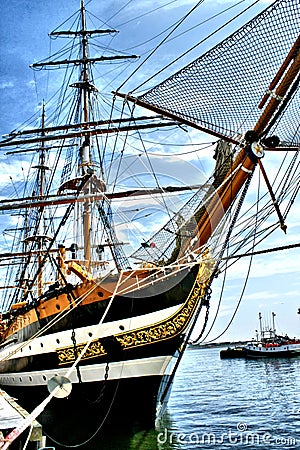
(70, 346, 300, 449)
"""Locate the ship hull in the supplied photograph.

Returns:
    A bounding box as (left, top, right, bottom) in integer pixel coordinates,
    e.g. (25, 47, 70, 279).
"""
(220, 345, 300, 359)
(0, 262, 208, 446)
(2, 360, 174, 447)
(244, 348, 300, 358)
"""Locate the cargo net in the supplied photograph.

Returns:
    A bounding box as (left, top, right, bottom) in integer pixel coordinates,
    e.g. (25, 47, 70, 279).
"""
(138, 0, 300, 147)
(131, 142, 234, 265)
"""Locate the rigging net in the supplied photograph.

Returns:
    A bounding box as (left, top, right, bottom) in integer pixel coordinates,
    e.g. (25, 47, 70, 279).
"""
(136, 0, 300, 147)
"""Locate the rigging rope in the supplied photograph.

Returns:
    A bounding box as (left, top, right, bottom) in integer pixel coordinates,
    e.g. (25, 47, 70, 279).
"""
(191, 166, 255, 344)
(202, 169, 262, 344)
(221, 241, 300, 261)
(0, 271, 124, 449)
(116, 0, 205, 92)
(128, 0, 261, 94)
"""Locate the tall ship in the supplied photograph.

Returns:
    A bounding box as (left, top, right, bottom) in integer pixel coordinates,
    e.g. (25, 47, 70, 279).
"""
(0, 0, 299, 447)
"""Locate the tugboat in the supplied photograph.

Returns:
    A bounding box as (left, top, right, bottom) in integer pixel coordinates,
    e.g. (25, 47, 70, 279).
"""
(220, 312, 300, 359)
(243, 312, 300, 359)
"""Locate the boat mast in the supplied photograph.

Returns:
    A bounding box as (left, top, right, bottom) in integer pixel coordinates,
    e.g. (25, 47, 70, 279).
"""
(37, 103, 47, 296)
(115, 35, 300, 260)
(272, 312, 276, 339)
(259, 312, 263, 341)
(80, 0, 92, 264)
(0, 0, 139, 274)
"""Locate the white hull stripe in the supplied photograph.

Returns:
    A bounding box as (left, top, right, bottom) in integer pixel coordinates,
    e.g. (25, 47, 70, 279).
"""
(0, 303, 183, 361)
(246, 344, 300, 353)
(0, 354, 176, 387)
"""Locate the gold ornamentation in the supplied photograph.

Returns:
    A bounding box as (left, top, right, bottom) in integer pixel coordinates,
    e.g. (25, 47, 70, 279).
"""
(56, 258, 213, 365)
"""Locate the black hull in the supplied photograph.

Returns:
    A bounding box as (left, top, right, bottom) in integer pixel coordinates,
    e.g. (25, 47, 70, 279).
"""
(6, 264, 199, 345)
(0, 262, 209, 448)
(4, 373, 171, 449)
(220, 347, 300, 359)
(244, 349, 300, 359)
(220, 347, 246, 359)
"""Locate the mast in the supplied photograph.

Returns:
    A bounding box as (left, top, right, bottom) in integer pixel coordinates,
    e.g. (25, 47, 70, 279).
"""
(119, 33, 300, 261)
(272, 312, 276, 339)
(37, 103, 47, 296)
(27, 0, 138, 271)
(259, 312, 263, 341)
(80, 0, 92, 264)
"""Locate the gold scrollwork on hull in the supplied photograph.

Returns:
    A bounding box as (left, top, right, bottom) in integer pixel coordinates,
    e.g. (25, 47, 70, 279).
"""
(57, 341, 106, 365)
(57, 258, 212, 365)
(116, 284, 203, 352)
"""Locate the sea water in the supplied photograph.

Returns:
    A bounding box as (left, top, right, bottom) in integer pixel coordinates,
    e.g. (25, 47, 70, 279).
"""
(44, 347, 300, 449)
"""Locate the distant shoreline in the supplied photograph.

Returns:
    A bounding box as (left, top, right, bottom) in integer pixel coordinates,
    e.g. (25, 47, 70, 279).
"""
(189, 341, 248, 349)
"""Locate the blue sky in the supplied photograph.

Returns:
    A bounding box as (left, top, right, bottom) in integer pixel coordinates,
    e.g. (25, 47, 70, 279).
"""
(0, 0, 299, 341)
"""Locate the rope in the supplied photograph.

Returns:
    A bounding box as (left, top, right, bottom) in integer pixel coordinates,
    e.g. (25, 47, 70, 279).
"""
(117, 0, 205, 92)
(0, 272, 124, 449)
(221, 242, 300, 261)
(203, 170, 261, 344)
(191, 169, 255, 344)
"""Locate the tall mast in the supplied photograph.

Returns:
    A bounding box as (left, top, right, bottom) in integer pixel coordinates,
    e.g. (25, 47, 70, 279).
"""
(80, 0, 92, 263)
(37, 103, 47, 296)
(3, 0, 138, 274)
(259, 312, 263, 340)
(272, 312, 276, 338)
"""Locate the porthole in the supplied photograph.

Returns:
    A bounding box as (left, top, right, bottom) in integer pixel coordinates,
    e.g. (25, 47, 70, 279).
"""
(97, 291, 104, 297)
(88, 332, 93, 337)
(42, 375, 47, 381)
(40, 342, 44, 348)
(29, 376, 32, 382)
(56, 339, 60, 344)
(56, 304, 61, 310)
(119, 325, 125, 331)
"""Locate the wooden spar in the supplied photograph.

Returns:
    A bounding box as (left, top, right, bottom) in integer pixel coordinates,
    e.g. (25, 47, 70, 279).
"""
(181, 35, 300, 255)
(113, 92, 241, 146)
(258, 35, 300, 110)
(81, 0, 91, 264)
(3, 115, 164, 139)
(37, 104, 46, 297)
(31, 54, 138, 68)
(0, 241, 127, 262)
(0, 122, 179, 148)
(254, 44, 300, 135)
(0, 248, 63, 260)
(0, 184, 203, 212)
(50, 29, 118, 36)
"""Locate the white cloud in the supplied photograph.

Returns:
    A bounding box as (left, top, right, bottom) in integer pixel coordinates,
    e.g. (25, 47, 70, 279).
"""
(0, 81, 14, 89)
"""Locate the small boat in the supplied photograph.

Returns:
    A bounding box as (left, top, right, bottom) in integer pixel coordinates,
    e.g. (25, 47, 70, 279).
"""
(220, 312, 300, 359)
(243, 312, 300, 359)
(220, 346, 246, 359)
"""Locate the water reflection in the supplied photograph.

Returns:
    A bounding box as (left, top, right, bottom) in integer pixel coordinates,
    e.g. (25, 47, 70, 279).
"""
(49, 413, 180, 450)
(48, 348, 300, 449)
